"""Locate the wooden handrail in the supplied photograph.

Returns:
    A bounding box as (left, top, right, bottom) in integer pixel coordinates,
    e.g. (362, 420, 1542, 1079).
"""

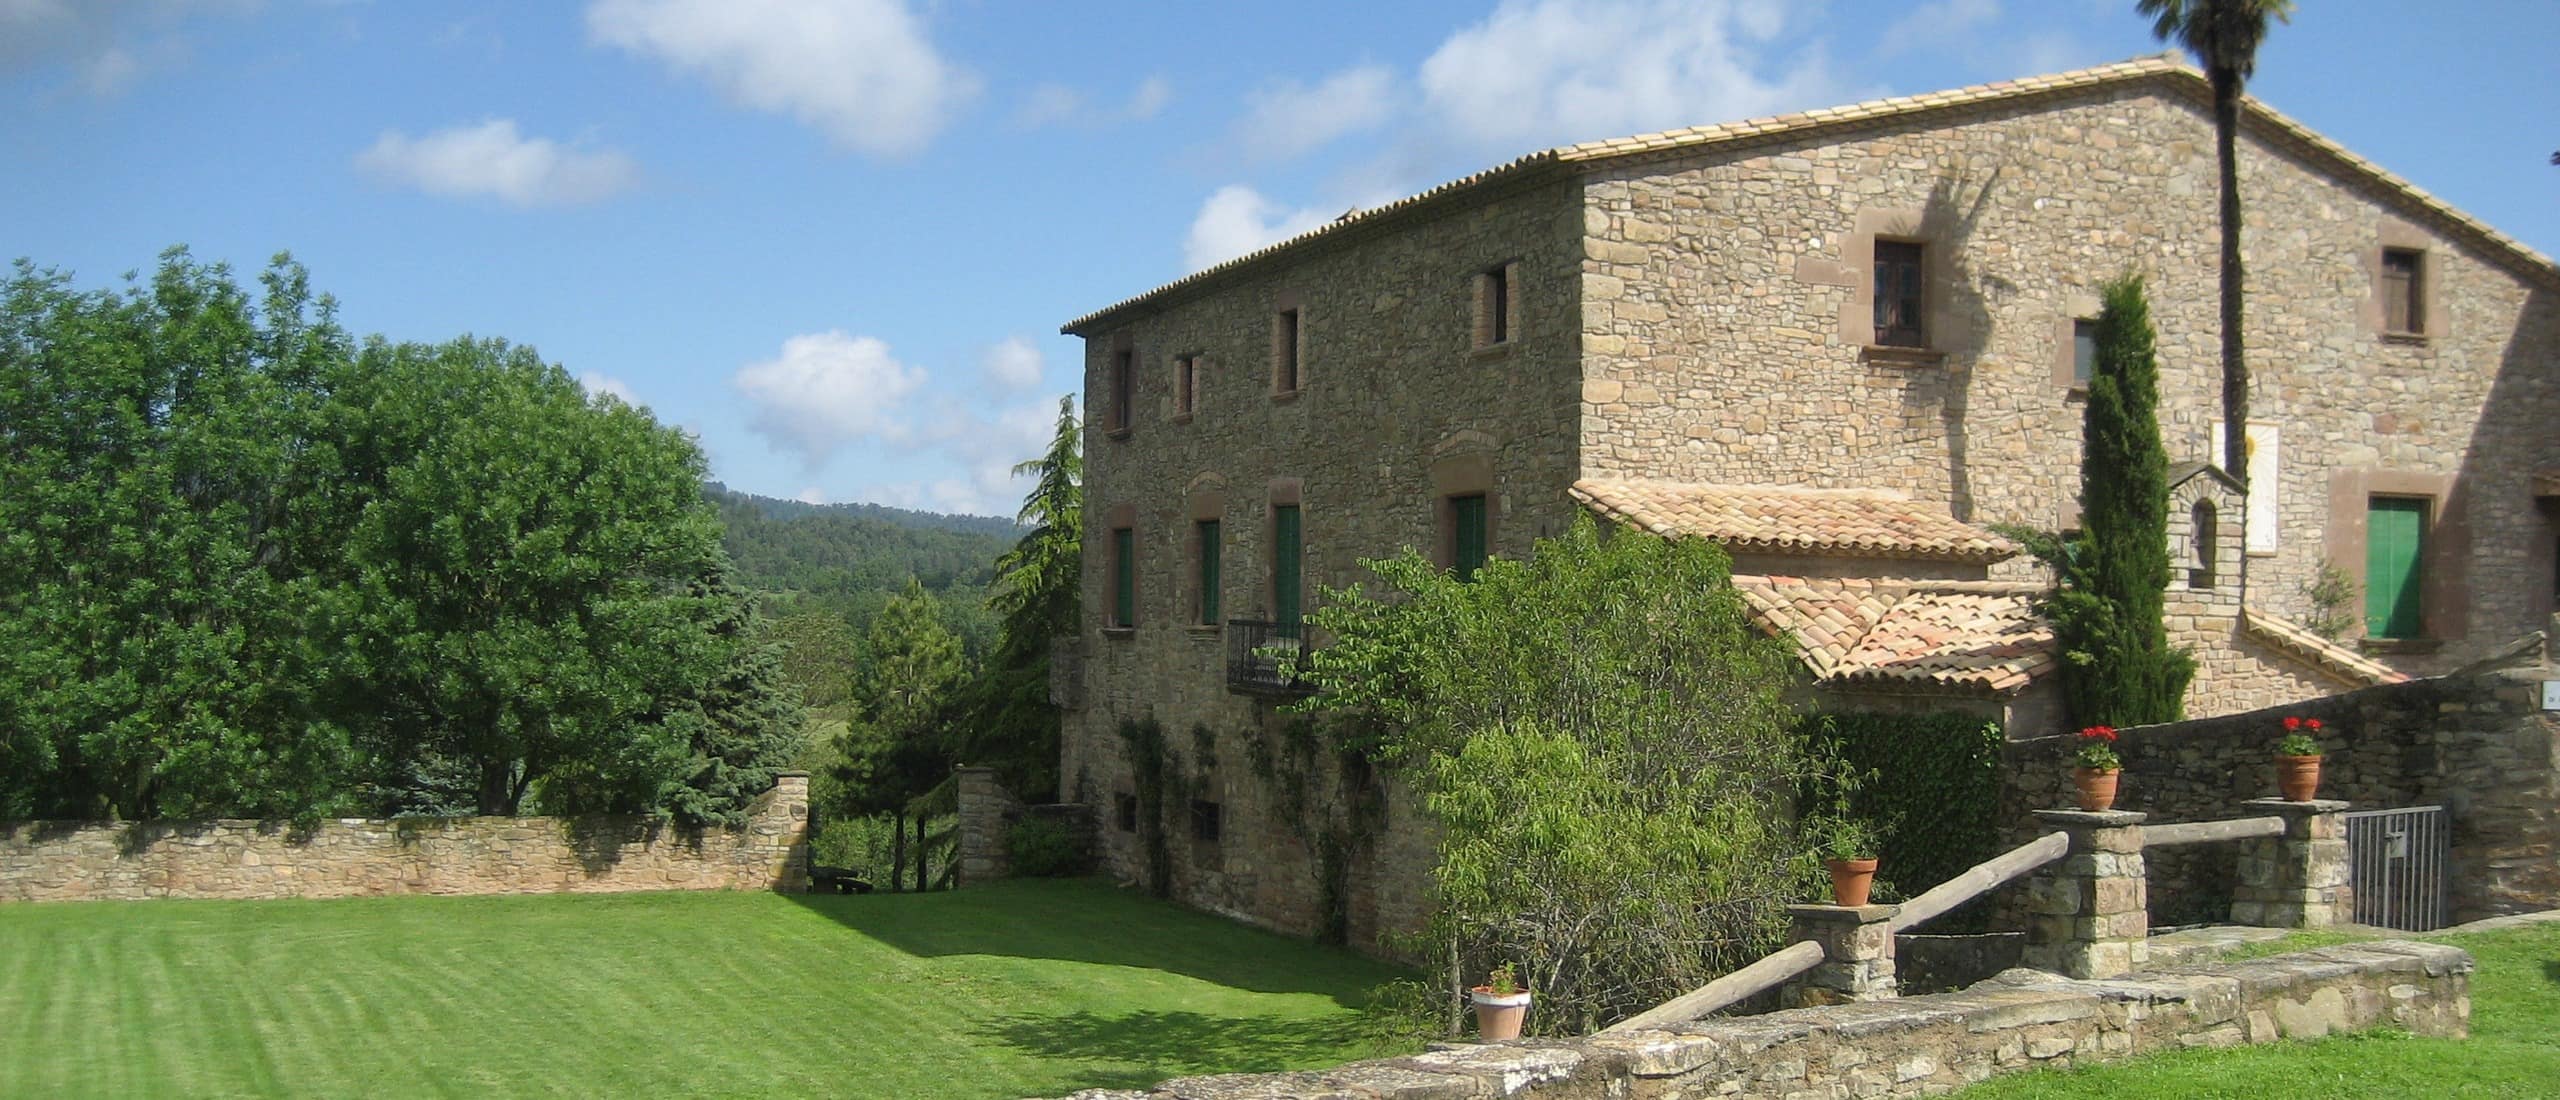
(1602, 941, 1826, 1034)
(2144, 815, 2284, 847)
(1887, 830, 2070, 934)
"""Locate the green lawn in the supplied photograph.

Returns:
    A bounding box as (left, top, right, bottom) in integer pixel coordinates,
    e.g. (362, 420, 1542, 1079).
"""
(0, 879, 1412, 1099)
(1954, 921, 2560, 1098)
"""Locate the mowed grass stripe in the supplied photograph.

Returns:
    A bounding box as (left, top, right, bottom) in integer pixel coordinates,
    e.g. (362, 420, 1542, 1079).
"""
(0, 879, 1409, 1099)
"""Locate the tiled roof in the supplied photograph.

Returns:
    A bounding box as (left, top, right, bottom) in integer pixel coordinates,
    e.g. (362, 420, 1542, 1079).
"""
(1572, 478, 2019, 563)
(2533, 470, 2560, 498)
(1062, 54, 2558, 335)
(1733, 576, 2057, 696)
(2239, 607, 2411, 688)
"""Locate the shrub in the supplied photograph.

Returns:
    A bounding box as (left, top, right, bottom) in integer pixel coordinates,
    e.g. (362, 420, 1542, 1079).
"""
(1004, 814, 1089, 877)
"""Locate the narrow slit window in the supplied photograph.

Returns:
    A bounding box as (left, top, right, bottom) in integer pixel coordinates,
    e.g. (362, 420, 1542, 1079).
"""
(2382, 248, 2424, 335)
(1109, 349, 1134, 432)
(2072, 319, 2099, 386)
(1196, 518, 1221, 626)
(1274, 309, 1301, 392)
(1111, 526, 1136, 628)
(2189, 499, 2218, 589)
(1873, 241, 1925, 348)
(1175, 354, 1197, 416)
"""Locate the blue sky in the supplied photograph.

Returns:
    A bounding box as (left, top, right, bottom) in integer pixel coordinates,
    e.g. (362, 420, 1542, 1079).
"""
(6, 0, 2552, 518)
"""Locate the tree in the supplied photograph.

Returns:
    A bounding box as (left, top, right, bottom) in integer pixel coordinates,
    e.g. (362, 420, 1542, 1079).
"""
(2141, 0, 2295, 485)
(822, 579, 969, 889)
(956, 395, 1081, 800)
(1294, 517, 1823, 1034)
(2040, 274, 2196, 726)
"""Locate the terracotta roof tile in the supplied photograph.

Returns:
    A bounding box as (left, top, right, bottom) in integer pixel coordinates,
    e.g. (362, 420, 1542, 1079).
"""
(1733, 576, 2056, 696)
(1063, 53, 2556, 335)
(2239, 607, 2410, 688)
(1572, 478, 2019, 564)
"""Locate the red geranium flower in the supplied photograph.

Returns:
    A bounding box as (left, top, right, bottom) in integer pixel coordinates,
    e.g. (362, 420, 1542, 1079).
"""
(2283, 716, 2302, 731)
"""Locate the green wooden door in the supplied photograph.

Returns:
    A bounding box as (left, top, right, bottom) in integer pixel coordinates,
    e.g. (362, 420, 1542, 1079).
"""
(2365, 498, 2426, 638)
(1273, 505, 1302, 628)
(1452, 495, 1487, 580)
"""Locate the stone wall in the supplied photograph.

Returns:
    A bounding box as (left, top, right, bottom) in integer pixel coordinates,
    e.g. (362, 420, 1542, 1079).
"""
(1044, 940, 2470, 1100)
(954, 766, 1098, 884)
(0, 775, 811, 903)
(1999, 649, 2559, 925)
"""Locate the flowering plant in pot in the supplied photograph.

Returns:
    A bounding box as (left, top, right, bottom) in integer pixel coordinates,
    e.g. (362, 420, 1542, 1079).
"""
(1814, 815, 1881, 907)
(1468, 963, 1532, 1040)
(2276, 716, 2325, 801)
(2072, 725, 2122, 811)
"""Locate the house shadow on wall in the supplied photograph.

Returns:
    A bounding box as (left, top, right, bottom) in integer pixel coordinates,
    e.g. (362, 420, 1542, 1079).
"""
(782, 880, 1406, 1002)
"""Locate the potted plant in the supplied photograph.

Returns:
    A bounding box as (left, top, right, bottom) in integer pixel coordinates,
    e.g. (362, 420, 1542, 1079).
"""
(1468, 963, 1532, 1040)
(2072, 725, 2122, 811)
(1817, 815, 1881, 907)
(2277, 715, 2325, 801)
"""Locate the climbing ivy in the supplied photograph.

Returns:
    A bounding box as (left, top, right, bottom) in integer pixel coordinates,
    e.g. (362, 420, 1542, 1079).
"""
(1117, 717, 1174, 898)
(1798, 712, 2005, 904)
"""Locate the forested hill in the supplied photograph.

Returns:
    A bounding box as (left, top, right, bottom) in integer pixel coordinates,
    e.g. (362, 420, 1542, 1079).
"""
(706, 484, 1021, 653)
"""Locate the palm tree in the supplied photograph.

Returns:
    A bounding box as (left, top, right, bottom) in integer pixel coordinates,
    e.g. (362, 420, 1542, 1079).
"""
(2138, 0, 2294, 485)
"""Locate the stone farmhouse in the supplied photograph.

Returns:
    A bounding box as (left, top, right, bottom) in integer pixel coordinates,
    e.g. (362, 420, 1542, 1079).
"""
(1052, 55, 2560, 945)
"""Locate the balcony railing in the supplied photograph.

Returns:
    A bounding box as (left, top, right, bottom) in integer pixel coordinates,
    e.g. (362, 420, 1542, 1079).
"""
(1225, 618, 1313, 695)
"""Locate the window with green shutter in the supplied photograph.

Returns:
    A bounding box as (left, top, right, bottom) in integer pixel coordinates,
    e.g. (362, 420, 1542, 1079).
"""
(1273, 505, 1302, 628)
(1196, 519, 1220, 625)
(1451, 494, 1488, 581)
(1112, 526, 1136, 628)
(2365, 497, 2427, 639)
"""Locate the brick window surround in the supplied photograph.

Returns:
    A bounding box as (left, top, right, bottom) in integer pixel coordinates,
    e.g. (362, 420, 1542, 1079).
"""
(2362, 217, 2445, 343)
(1473, 261, 1520, 350)
(2324, 469, 2469, 643)
(1270, 291, 1304, 396)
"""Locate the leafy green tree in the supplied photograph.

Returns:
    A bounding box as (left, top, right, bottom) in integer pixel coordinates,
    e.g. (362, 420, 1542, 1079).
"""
(822, 579, 969, 888)
(2141, 0, 2294, 485)
(2042, 274, 2196, 726)
(956, 395, 1081, 800)
(772, 611, 862, 715)
(1295, 516, 1822, 1033)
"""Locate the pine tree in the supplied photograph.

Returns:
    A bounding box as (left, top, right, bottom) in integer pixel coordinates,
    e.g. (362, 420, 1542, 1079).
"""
(955, 394, 1081, 800)
(2049, 274, 2196, 726)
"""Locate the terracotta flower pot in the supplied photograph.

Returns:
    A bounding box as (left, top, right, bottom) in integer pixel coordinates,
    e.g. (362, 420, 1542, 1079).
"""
(1469, 988, 1532, 1040)
(2073, 767, 2121, 812)
(2277, 754, 2323, 802)
(1824, 857, 1879, 907)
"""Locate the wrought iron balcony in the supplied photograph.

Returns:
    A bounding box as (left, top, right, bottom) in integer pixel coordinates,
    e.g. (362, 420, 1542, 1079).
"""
(1225, 618, 1313, 695)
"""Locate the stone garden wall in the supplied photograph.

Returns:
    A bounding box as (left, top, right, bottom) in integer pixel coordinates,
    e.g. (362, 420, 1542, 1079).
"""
(1997, 646, 2559, 925)
(0, 774, 811, 903)
(1046, 940, 2471, 1100)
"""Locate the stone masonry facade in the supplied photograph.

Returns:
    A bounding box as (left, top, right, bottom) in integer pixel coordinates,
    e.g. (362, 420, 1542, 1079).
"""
(0, 774, 811, 902)
(1044, 940, 2471, 1100)
(1059, 55, 2559, 950)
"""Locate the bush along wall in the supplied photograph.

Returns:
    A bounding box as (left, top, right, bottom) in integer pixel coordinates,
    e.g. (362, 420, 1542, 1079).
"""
(1799, 712, 2005, 915)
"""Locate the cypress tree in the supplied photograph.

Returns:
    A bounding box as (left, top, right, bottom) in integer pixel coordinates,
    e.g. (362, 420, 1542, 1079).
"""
(2051, 274, 2195, 726)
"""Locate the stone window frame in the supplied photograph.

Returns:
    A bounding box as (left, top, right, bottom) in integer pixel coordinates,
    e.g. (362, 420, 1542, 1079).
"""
(1429, 447, 1499, 575)
(1270, 291, 1305, 399)
(2050, 291, 2104, 393)
(2324, 468, 2469, 647)
(1103, 501, 1138, 636)
(2361, 217, 2446, 346)
(1840, 207, 1962, 366)
(1185, 477, 1227, 635)
(1472, 260, 1521, 353)
(1103, 332, 1135, 439)
(1172, 352, 1202, 422)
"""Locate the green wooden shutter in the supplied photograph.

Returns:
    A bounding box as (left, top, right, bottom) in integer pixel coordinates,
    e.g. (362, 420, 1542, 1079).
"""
(1197, 519, 1220, 625)
(1452, 495, 1488, 581)
(1113, 527, 1135, 627)
(2365, 498, 2426, 639)
(1273, 505, 1302, 627)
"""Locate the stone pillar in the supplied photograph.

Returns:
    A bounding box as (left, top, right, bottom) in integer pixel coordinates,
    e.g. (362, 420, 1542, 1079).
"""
(953, 766, 1025, 887)
(1780, 903, 1898, 1007)
(2023, 809, 2149, 979)
(2232, 798, 2351, 928)
(758, 772, 812, 893)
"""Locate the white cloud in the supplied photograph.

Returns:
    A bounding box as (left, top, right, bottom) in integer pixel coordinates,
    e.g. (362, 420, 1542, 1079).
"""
(585, 0, 977, 158)
(1013, 83, 1085, 128)
(1, 0, 255, 95)
(1183, 185, 1336, 273)
(1418, 0, 1849, 153)
(1015, 74, 1173, 129)
(794, 486, 828, 506)
(869, 396, 1056, 516)
(733, 330, 929, 466)
(1230, 65, 1397, 162)
(355, 120, 638, 207)
(980, 336, 1045, 391)
(1125, 75, 1172, 120)
(578, 370, 640, 405)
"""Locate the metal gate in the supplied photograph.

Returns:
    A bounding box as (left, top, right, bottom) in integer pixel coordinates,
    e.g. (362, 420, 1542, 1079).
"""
(2345, 805, 2448, 931)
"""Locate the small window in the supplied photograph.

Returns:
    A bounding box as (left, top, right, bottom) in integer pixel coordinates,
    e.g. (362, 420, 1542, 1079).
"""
(1196, 518, 1221, 626)
(2072, 319, 2099, 386)
(1115, 793, 1138, 833)
(2382, 248, 2424, 335)
(1110, 526, 1136, 628)
(1449, 494, 1488, 581)
(1174, 354, 1198, 417)
(1108, 349, 1134, 433)
(1872, 241, 1925, 348)
(1189, 799, 1222, 843)
(1273, 308, 1301, 393)
(1475, 263, 1514, 347)
(2189, 499, 2218, 590)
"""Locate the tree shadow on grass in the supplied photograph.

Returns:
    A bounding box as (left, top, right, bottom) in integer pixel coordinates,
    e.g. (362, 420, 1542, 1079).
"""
(980, 1009, 1373, 1092)
(782, 878, 1410, 1001)
(2541, 959, 2559, 988)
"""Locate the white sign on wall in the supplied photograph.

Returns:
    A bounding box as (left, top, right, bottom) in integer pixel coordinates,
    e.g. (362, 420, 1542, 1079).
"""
(2211, 420, 2281, 554)
(2543, 680, 2559, 712)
